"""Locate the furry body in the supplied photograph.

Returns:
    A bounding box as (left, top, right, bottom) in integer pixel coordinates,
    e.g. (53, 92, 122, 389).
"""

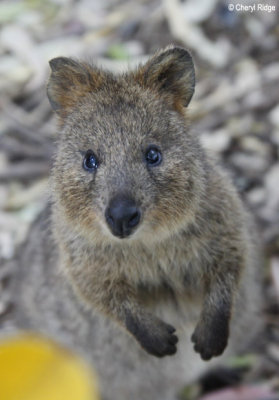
(8, 47, 261, 399)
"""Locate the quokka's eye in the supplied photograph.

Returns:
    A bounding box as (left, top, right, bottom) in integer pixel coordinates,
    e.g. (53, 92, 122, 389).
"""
(145, 146, 162, 166)
(83, 150, 99, 172)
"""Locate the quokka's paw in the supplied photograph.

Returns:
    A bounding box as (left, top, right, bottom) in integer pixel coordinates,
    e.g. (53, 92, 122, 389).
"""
(126, 313, 178, 357)
(140, 319, 178, 357)
(191, 319, 229, 361)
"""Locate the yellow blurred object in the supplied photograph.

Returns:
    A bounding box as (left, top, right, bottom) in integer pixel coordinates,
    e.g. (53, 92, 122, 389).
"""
(0, 334, 100, 400)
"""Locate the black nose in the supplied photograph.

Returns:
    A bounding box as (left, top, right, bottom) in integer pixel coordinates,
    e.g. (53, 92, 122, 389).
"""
(105, 196, 141, 238)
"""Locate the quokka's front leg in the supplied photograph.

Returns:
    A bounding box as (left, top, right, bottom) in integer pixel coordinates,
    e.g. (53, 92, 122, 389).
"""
(191, 259, 242, 361)
(90, 279, 178, 357)
(124, 307, 178, 357)
(191, 288, 231, 360)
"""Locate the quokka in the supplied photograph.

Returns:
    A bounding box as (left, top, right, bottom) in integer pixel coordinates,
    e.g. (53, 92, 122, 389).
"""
(8, 46, 262, 400)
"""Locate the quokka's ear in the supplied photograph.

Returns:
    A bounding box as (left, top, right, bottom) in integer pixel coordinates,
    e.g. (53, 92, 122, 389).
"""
(134, 46, 195, 112)
(47, 57, 104, 116)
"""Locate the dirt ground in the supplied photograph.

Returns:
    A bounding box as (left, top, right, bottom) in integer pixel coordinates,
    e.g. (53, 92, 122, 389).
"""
(0, 0, 279, 399)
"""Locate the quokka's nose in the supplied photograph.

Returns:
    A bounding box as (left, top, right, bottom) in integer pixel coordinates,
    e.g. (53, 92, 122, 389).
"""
(105, 196, 141, 238)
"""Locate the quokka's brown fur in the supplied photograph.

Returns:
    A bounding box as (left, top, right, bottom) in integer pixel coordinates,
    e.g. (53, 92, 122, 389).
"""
(9, 46, 262, 400)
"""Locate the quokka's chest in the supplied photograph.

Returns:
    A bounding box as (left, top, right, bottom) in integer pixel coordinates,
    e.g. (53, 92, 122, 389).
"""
(119, 240, 206, 294)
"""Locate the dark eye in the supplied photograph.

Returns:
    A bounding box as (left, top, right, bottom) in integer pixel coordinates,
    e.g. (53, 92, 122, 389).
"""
(83, 150, 99, 172)
(145, 146, 162, 166)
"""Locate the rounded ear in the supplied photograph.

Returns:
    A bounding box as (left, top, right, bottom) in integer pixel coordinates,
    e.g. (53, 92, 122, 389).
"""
(133, 46, 195, 111)
(47, 57, 104, 117)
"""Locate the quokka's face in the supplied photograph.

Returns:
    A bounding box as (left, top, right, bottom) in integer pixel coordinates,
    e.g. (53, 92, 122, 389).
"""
(49, 47, 204, 243)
